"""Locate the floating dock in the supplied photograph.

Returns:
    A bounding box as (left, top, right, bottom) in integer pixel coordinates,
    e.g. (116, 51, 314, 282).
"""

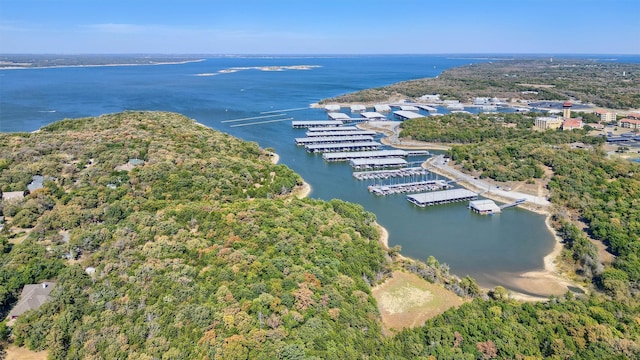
(407, 188, 478, 207)
(295, 135, 374, 145)
(352, 167, 430, 180)
(305, 141, 381, 153)
(305, 129, 377, 137)
(369, 180, 451, 196)
(323, 149, 409, 162)
(469, 199, 501, 215)
(350, 158, 408, 170)
(292, 120, 343, 128)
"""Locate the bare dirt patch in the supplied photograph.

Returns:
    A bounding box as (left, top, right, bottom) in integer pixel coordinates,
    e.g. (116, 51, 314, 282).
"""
(5, 345, 48, 360)
(372, 271, 464, 335)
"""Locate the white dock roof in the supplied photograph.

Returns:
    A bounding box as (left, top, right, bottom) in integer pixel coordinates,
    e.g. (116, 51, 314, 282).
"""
(393, 110, 424, 120)
(324, 104, 341, 112)
(374, 104, 391, 112)
(361, 112, 386, 120)
(400, 105, 419, 111)
(350, 104, 367, 112)
(328, 112, 351, 120)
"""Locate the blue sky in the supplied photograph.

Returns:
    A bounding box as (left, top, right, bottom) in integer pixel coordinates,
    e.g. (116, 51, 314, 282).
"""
(1, 0, 638, 54)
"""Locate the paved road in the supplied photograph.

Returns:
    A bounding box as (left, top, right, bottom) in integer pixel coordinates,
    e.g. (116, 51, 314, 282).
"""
(426, 155, 551, 206)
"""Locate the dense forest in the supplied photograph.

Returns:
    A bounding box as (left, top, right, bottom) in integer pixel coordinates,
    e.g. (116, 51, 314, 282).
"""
(2, 111, 640, 359)
(322, 59, 640, 109)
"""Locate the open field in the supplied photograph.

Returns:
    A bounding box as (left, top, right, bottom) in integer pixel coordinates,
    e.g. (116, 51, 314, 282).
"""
(372, 271, 464, 335)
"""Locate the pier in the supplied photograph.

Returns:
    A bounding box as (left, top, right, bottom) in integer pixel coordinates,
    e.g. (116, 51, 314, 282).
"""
(407, 188, 478, 207)
(499, 198, 527, 209)
(305, 141, 381, 153)
(295, 135, 374, 145)
(369, 180, 451, 196)
(292, 120, 343, 128)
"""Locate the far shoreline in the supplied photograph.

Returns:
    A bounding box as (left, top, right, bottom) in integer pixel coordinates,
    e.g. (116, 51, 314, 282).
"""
(0, 58, 206, 71)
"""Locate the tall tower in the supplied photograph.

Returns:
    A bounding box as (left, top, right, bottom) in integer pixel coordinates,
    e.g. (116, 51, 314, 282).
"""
(563, 101, 572, 119)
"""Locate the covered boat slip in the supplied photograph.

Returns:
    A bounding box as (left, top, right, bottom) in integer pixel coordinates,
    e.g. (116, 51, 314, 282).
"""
(295, 135, 374, 145)
(305, 141, 382, 153)
(322, 149, 409, 162)
(469, 199, 502, 215)
(352, 167, 430, 180)
(349, 157, 408, 170)
(292, 120, 343, 128)
(305, 129, 377, 137)
(368, 179, 451, 196)
(307, 126, 359, 132)
(406, 188, 478, 207)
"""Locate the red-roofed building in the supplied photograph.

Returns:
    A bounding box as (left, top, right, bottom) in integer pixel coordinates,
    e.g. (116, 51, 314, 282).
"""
(626, 113, 640, 120)
(619, 118, 640, 129)
(562, 118, 583, 131)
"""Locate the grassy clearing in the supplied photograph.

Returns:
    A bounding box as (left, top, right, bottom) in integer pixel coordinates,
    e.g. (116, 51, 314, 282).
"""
(372, 271, 464, 335)
(5, 345, 48, 360)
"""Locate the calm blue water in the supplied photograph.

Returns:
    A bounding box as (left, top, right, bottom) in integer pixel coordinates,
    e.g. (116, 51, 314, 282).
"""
(2, 55, 638, 292)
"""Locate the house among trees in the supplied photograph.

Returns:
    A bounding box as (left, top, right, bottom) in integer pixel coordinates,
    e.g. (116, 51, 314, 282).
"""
(7, 282, 55, 320)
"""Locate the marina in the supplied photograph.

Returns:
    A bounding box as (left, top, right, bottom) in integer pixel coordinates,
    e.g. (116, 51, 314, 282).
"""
(407, 188, 478, 207)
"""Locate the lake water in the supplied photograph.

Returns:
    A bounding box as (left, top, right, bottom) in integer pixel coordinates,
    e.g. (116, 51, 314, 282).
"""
(2, 55, 637, 293)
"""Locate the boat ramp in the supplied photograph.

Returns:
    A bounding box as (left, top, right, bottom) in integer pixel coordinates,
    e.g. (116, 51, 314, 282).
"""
(407, 189, 478, 207)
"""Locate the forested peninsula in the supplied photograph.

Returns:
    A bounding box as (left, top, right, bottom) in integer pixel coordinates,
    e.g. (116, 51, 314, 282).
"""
(2, 111, 640, 359)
